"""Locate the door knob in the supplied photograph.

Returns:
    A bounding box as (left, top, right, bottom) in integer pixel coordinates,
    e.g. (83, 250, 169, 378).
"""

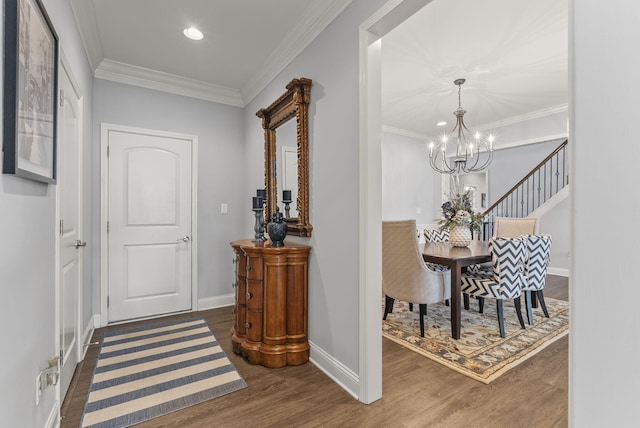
(177, 236, 190, 242)
(74, 240, 87, 249)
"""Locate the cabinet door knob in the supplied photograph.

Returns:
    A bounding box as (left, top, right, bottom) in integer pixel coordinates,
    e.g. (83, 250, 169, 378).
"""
(245, 323, 251, 329)
(247, 265, 253, 272)
(246, 292, 251, 299)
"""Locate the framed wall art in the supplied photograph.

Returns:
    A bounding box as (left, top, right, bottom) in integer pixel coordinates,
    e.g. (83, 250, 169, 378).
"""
(3, 0, 59, 183)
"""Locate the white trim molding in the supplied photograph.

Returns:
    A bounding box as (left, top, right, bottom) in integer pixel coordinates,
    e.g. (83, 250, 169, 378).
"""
(71, 0, 353, 108)
(241, 0, 354, 104)
(198, 294, 235, 311)
(309, 341, 359, 400)
(95, 60, 244, 107)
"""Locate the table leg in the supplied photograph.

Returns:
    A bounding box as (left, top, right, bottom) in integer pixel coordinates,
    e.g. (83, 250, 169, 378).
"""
(450, 262, 461, 339)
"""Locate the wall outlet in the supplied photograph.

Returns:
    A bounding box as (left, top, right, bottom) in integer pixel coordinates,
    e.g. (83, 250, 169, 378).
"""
(35, 373, 42, 406)
(416, 207, 422, 214)
(220, 203, 228, 214)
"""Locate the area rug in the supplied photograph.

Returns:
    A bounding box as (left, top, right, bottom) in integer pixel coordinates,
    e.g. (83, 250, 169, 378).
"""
(382, 297, 569, 384)
(80, 316, 247, 428)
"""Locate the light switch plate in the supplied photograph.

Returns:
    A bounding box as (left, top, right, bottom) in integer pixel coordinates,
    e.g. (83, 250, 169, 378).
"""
(221, 203, 228, 214)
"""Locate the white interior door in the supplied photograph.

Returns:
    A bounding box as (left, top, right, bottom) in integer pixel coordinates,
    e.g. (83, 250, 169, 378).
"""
(57, 57, 83, 399)
(106, 128, 193, 322)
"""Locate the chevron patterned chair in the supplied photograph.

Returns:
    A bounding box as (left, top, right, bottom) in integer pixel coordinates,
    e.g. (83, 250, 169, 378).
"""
(521, 234, 552, 325)
(382, 220, 451, 337)
(423, 228, 451, 273)
(460, 237, 527, 338)
(423, 227, 452, 307)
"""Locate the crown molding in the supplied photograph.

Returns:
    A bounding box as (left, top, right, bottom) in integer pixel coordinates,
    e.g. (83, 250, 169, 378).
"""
(240, 0, 354, 104)
(383, 104, 568, 142)
(95, 60, 244, 107)
(479, 104, 568, 131)
(71, 0, 352, 108)
(69, 0, 103, 71)
(381, 125, 428, 141)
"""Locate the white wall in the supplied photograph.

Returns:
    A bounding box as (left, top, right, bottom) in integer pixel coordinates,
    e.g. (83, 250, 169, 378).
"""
(382, 131, 440, 223)
(92, 79, 246, 309)
(571, 1, 640, 425)
(0, 0, 94, 426)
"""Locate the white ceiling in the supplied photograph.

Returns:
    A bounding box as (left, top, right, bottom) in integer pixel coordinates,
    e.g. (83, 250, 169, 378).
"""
(382, 0, 568, 138)
(70, 0, 567, 137)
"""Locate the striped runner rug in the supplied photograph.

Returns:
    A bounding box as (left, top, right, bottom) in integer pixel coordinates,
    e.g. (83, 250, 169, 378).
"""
(80, 316, 247, 428)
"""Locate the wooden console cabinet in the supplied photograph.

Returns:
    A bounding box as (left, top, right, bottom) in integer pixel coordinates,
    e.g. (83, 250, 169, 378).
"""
(230, 239, 311, 368)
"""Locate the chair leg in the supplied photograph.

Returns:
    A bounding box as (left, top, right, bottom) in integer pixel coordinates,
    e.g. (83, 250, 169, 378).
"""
(419, 304, 427, 337)
(514, 296, 526, 329)
(478, 297, 484, 314)
(409, 303, 413, 312)
(525, 290, 534, 326)
(537, 290, 550, 318)
(463, 293, 470, 310)
(383, 295, 395, 320)
(496, 300, 505, 338)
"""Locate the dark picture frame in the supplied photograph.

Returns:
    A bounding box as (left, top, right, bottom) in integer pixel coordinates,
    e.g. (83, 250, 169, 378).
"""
(3, 0, 59, 183)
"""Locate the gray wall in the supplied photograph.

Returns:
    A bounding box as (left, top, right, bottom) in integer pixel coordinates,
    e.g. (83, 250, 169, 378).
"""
(243, 0, 389, 374)
(571, 1, 640, 425)
(92, 79, 246, 308)
(0, 0, 94, 426)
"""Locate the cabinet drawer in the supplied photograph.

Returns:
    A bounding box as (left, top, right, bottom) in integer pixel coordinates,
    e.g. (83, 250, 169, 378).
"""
(245, 309, 263, 342)
(235, 253, 247, 278)
(246, 256, 263, 280)
(246, 280, 263, 310)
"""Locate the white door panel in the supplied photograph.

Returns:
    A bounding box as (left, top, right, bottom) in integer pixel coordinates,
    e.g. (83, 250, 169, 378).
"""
(107, 130, 192, 322)
(57, 59, 83, 401)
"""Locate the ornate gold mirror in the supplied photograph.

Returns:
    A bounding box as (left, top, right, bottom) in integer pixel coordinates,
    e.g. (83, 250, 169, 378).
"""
(256, 77, 312, 237)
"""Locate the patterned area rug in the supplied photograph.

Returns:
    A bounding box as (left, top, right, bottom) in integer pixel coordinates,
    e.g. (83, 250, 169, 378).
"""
(382, 297, 569, 383)
(81, 316, 247, 428)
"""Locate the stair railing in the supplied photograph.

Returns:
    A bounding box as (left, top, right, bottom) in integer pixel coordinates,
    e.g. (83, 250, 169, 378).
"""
(481, 139, 568, 239)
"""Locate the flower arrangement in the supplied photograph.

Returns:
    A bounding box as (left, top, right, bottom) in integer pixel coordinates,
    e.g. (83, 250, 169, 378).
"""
(438, 190, 483, 232)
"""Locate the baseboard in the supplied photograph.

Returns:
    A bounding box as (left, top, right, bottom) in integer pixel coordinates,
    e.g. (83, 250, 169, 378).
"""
(548, 267, 569, 277)
(45, 402, 59, 428)
(81, 315, 96, 360)
(309, 341, 359, 400)
(198, 293, 234, 311)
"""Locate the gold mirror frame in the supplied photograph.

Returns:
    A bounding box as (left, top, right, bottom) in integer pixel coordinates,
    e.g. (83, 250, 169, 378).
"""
(256, 77, 312, 237)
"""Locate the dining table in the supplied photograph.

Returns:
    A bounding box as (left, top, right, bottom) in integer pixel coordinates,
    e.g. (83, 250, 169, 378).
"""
(421, 240, 491, 339)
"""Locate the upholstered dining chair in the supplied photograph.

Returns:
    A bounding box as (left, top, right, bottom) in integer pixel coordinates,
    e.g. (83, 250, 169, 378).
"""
(382, 220, 451, 337)
(423, 227, 451, 307)
(460, 237, 527, 338)
(521, 234, 552, 325)
(493, 216, 538, 238)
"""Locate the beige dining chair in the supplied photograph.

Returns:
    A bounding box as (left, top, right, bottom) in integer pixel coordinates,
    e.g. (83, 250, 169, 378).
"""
(493, 217, 538, 238)
(382, 220, 451, 337)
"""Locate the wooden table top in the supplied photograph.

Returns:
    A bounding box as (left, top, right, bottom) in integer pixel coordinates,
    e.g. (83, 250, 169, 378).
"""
(421, 241, 490, 264)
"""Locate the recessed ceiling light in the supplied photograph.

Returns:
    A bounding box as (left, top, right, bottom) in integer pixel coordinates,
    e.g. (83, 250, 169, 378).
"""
(437, 121, 447, 127)
(183, 27, 204, 41)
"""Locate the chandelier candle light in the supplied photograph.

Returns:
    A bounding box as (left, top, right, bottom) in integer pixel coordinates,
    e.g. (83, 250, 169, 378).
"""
(428, 78, 494, 174)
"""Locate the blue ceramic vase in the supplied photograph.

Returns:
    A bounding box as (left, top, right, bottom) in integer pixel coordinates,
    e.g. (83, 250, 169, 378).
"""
(267, 206, 287, 247)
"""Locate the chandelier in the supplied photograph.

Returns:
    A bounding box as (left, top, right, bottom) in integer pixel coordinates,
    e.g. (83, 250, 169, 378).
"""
(428, 78, 494, 174)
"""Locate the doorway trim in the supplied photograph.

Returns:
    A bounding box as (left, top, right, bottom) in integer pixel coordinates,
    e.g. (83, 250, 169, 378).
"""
(99, 123, 199, 327)
(358, 0, 433, 404)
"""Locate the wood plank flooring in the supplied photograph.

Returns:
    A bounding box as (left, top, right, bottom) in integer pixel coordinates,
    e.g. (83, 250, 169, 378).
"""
(61, 275, 568, 427)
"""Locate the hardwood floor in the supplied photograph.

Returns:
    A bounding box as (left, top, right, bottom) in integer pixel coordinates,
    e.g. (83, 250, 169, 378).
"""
(61, 275, 568, 427)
